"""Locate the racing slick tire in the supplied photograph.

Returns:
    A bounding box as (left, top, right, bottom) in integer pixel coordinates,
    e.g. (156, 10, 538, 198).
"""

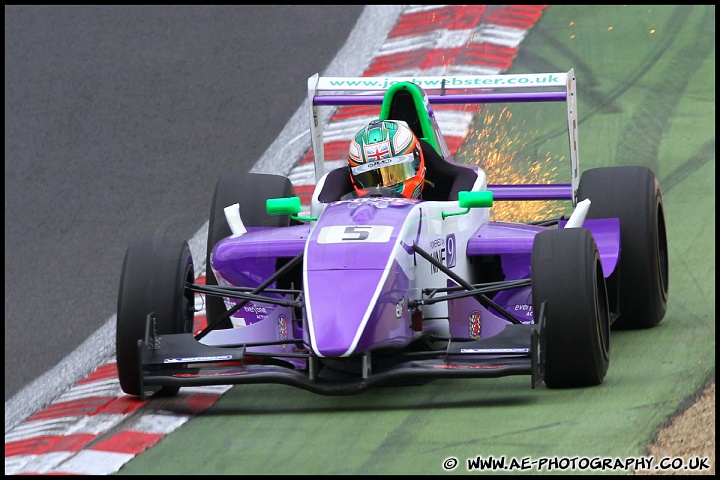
(532, 228, 611, 388)
(205, 172, 296, 329)
(578, 166, 669, 329)
(116, 235, 195, 397)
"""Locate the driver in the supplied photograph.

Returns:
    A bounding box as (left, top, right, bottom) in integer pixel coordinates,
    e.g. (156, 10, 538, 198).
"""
(346, 119, 426, 199)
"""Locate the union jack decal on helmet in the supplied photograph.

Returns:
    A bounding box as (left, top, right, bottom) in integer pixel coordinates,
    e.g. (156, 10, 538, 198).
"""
(364, 141, 390, 162)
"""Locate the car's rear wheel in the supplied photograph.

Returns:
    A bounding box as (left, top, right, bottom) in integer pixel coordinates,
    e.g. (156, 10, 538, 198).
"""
(578, 166, 668, 329)
(205, 172, 296, 328)
(116, 235, 195, 397)
(532, 228, 611, 388)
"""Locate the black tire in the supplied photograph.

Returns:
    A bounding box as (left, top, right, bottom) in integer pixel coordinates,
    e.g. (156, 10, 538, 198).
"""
(532, 228, 611, 388)
(116, 235, 195, 397)
(578, 166, 669, 329)
(205, 172, 296, 328)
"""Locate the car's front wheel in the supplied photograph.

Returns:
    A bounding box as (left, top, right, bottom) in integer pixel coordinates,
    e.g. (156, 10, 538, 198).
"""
(116, 235, 195, 397)
(532, 227, 611, 388)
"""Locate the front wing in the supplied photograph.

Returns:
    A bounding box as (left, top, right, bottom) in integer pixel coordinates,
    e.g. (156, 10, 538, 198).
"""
(135, 315, 545, 398)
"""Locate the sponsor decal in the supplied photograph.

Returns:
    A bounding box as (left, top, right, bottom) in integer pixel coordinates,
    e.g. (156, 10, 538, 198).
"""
(434, 364, 509, 370)
(469, 310, 482, 339)
(243, 304, 268, 314)
(460, 348, 530, 353)
(428, 234, 456, 273)
(164, 355, 233, 363)
(352, 152, 414, 174)
(174, 370, 250, 377)
(319, 74, 564, 90)
(344, 197, 416, 208)
(395, 298, 406, 318)
(514, 304, 534, 318)
(429, 238, 446, 274)
(278, 314, 288, 340)
(446, 233, 456, 268)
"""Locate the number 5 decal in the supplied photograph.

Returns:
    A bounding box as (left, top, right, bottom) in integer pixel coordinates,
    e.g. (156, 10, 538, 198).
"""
(317, 225, 394, 244)
(342, 226, 371, 241)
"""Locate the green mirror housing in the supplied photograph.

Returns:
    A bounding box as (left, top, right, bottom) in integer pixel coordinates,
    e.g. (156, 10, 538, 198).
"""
(266, 196, 302, 216)
(458, 190, 494, 208)
(266, 196, 318, 222)
(441, 191, 493, 220)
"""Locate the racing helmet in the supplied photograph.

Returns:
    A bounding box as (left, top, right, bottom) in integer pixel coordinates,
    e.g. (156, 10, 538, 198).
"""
(347, 119, 426, 199)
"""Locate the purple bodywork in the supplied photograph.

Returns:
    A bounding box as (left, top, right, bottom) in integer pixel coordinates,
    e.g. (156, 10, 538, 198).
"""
(209, 197, 620, 363)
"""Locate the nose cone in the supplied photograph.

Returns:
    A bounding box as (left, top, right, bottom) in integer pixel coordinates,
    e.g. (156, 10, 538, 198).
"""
(305, 269, 383, 357)
(303, 199, 417, 357)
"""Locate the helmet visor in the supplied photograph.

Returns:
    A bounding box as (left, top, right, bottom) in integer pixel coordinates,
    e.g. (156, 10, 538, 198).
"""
(350, 152, 419, 189)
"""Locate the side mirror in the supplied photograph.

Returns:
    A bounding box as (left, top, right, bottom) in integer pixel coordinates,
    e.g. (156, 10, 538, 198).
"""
(266, 197, 318, 222)
(458, 190, 494, 208)
(442, 190, 493, 219)
(266, 197, 302, 216)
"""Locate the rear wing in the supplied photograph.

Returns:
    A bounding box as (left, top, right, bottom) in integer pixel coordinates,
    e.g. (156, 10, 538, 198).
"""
(307, 69, 580, 206)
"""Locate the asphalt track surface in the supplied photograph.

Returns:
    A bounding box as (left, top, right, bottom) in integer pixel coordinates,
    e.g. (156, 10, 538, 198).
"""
(5, 5, 715, 476)
(5, 5, 364, 403)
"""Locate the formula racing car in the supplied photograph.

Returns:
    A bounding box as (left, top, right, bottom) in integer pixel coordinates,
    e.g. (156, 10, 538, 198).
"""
(116, 69, 669, 398)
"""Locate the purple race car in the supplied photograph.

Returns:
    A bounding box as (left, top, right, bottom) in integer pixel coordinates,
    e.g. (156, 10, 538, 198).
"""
(116, 70, 668, 398)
